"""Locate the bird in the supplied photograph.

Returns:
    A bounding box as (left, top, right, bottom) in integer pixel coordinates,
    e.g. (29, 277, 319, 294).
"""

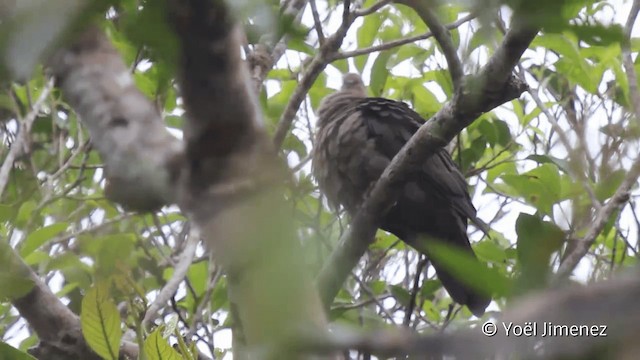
(312, 73, 491, 316)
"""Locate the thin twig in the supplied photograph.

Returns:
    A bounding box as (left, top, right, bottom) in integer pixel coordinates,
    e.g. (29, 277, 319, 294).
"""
(142, 228, 201, 328)
(403, 256, 427, 327)
(354, 0, 393, 17)
(332, 13, 476, 60)
(0, 78, 53, 198)
(309, 0, 325, 46)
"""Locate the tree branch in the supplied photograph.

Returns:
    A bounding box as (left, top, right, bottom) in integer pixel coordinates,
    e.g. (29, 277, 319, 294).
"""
(48, 26, 183, 212)
(248, 0, 308, 91)
(309, 0, 326, 46)
(142, 228, 200, 329)
(353, 0, 393, 17)
(331, 13, 475, 60)
(0, 78, 53, 198)
(317, 16, 537, 308)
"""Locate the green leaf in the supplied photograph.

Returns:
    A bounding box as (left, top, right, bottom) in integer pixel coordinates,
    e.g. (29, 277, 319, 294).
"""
(500, 164, 562, 215)
(420, 238, 512, 298)
(356, 13, 383, 72)
(144, 328, 182, 360)
(0, 342, 36, 360)
(81, 282, 122, 360)
(515, 214, 565, 292)
(526, 154, 571, 174)
(474, 240, 508, 264)
(0, 241, 36, 300)
(595, 169, 626, 202)
(0, 204, 14, 222)
(422, 300, 441, 322)
(20, 222, 69, 257)
(369, 51, 392, 96)
(91, 234, 136, 276)
(389, 284, 411, 307)
(569, 23, 624, 46)
(411, 85, 440, 116)
(210, 278, 229, 312)
(165, 115, 183, 129)
(389, 44, 425, 68)
(15, 200, 37, 229)
(420, 279, 442, 298)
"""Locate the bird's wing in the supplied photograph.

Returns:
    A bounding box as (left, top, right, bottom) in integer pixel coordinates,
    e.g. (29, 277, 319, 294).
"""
(356, 97, 478, 221)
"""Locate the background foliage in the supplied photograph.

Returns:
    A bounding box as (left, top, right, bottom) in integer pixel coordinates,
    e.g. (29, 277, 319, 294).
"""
(1, 0, 639, 358)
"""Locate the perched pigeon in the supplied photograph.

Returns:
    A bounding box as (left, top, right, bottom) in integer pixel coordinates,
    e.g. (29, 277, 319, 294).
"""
(312, 73, 491, 316)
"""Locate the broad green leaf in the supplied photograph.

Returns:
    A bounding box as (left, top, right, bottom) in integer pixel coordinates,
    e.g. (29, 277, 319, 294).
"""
(165, 115, 183, 129)
(120, 0, 178, 68)
(187, 261, 208, 297)
(0, 342, 36, 360)
(389, 44, 424, 68)
(23, 250, 50, 266)
(422, 300, 441, 322)
(379, 23, 402, 42)
(526, 155, 571, 174)
(569, 23, 624, 46)
(595, 169, 626, 202)
(0, 204, 14, 222)
(420, 279, 441, 298)
(421, 239, 512, 298)
(329, 59, 349, 74)
(500, 164, 562, 215)
(411, 85, 440, 116)
(15, 200, 37, 229)
(92, 234, 136, 276)
(144, 328, 182, 360)
(356, 13, 382, 72)
(265, 80, 297, 119)
(0, 241, 36, 299)
(515, 214, 565, 292)
(474, 240, 508, 264)
(389, 284, 411, 307)
(20, 222, 69, 257)
(370, 51, 392, 96)
(210, 278, 229, 312)
(81, 283, 122, 360)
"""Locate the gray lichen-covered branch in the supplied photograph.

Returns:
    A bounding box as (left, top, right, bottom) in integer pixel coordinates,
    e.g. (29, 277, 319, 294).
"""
(48, 26, 183, 212)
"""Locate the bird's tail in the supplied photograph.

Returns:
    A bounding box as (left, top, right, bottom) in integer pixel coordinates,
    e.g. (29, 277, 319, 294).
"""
(411, 234, 491, 317)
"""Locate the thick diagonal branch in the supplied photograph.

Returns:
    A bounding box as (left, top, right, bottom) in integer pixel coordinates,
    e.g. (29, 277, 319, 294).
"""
(48, 27, 183, 212)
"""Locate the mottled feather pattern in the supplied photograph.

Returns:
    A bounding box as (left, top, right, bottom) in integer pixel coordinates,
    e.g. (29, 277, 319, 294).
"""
(313, 74, 491, 316)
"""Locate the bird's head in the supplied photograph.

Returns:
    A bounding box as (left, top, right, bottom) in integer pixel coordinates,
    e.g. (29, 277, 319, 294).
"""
(341, 73, 367, 97)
